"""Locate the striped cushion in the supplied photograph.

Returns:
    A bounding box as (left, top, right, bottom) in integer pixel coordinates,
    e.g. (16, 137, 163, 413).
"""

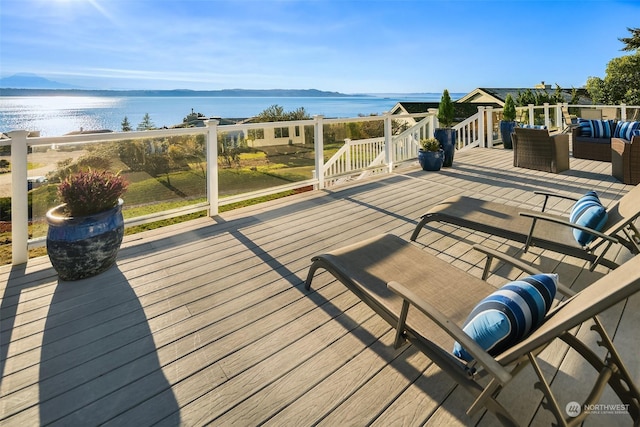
(577, 118, 592, 137)
(519, 124, 547, 130)
(453, 274, 558, 362)
(614, 121, 640, 140)
(633, 129, 640, 137)
(577, 119, 615, 138)
(569, 191, 608, 246)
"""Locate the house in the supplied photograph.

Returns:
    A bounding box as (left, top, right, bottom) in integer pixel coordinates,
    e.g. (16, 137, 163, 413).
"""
(390, 82, 593, 126)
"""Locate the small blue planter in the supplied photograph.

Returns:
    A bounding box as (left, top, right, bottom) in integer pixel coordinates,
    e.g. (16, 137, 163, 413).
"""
(46, 199, 125, 281)
(434, 128, 456, 167)
(418, 149, 444, 171)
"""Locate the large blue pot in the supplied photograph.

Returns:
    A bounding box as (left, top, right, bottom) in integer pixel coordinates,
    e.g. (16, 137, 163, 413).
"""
(418, 149, 444, 171)
(500, 121, 517, 149)
(46, 199, 124, 281)
(434, 128, 456, 167)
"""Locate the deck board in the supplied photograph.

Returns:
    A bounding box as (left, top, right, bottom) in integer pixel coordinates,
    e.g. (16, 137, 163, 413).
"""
(1, 147, 638, 426)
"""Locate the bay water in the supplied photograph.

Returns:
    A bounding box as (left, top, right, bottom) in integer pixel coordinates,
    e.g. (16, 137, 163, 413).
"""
(0, 93, 460, 137)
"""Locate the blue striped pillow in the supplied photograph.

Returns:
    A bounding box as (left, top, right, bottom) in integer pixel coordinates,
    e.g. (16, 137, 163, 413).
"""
(577, 118, 592, 137)
(453, 274, 558, 362)
(519, 124, 547, 130)
(614, 121, 640, 140)
(569, 191, 608, 246)
(590, 120, 614, 138)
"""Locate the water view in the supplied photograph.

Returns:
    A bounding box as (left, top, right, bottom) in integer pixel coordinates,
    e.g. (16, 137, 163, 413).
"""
(0, 93, 462, 137)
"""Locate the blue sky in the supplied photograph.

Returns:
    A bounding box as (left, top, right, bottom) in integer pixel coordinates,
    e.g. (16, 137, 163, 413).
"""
(1, 0, 638, 93)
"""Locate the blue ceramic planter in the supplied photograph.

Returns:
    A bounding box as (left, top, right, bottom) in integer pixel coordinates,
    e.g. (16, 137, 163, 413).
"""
(500, 121, 517, 149)
(46, 199, 124, 281)
(434, 128, 456, 167)
(418, 149, 444, 171)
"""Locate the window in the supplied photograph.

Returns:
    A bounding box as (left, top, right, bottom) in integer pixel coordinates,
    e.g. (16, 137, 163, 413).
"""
(274, 127, 290, 138)
(295, 126, 300, 137)
(248, 128, 264, 140)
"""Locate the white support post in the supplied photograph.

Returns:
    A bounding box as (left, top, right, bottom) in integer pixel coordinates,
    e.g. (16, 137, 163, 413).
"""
(620, 103, 627, 121)
(485, 106, 494, 148)
(314, 115, 325, 190)
(556, 103, 563, 131)
(344, 139, 352, 172)
(8, 130, 29, 265)
(477, 106, 486, 148)
(384, 113, 393, 172)
(427, 108, 438, 137)
(528, 104, 535, 125)
(205, 120, 219, 216)
(543, 103, 550, 128)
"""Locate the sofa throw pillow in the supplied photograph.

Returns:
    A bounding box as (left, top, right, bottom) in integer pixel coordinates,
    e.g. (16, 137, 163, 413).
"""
(577, 118, 592, 137)
(614, 121, 640, 140)
(452, 274, 558, 362)
(569, 191, 608, 246)
(591, 120, 614, 138)
(519, 124, 547, 130)
(633, 129, 640, 137)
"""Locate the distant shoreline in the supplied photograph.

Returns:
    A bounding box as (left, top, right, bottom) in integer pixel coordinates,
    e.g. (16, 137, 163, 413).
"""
(0, 88, 357, 97)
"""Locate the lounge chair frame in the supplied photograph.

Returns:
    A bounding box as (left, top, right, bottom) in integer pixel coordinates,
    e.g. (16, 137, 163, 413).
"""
(410, 186, 640, 271)
(305, 234, 640, 426)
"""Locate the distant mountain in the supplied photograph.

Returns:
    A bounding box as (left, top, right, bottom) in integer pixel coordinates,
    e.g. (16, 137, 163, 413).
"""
(0, 74, 352, 97)
(0, 87, 353, 97)
(0, 73, 82, 89)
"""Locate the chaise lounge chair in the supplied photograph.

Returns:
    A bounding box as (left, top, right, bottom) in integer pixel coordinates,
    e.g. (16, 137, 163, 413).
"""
(305, 233, 640, 426)
(410, 185, 640, 271)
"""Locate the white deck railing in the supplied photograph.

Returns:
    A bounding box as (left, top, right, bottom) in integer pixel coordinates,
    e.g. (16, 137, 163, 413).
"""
(4, 102, 637, 265)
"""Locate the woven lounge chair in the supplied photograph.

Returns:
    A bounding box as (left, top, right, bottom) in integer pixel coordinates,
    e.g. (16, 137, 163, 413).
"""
(305, 234, 640, 426)
(410, 185, 640, 271)
(512, 127, 570, 173)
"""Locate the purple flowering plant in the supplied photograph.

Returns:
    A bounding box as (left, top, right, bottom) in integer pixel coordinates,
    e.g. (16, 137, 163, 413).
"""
(58, 170, 128, 217)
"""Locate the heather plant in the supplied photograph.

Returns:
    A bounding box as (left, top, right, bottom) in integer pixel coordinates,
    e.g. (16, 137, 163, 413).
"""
(58, 170, 128, 216)
(420, 138, 441, 152)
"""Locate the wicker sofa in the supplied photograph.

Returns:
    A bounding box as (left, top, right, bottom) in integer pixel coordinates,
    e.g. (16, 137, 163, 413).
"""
(572, 119, 640, 162)
(571, 119, 615, 162)
(612, 135, 640, 185)
(512, 127, 570, 173)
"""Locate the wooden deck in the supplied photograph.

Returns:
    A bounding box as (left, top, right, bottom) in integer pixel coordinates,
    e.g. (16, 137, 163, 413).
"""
(1, 147, 638, 426)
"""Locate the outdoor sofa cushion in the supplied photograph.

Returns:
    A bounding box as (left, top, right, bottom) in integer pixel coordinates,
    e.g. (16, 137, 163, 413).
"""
(453, 273, 558, 362)
(614, 121, 640, 140)
(577, 119, 615, 138)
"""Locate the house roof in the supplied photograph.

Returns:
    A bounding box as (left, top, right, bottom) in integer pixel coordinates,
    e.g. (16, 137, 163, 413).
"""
(457, 87, 592, 105)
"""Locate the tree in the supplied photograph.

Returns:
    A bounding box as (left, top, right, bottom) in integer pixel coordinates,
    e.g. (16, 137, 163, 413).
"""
(586, 27, 640, 105)
(137, 113, 155, 131)
(619, 27, 640, 52)
(437, 89, 455, 128)
(586, 53, 640, 105)
(254, 104, 310, 122)
(502, 94, 516, 122)
(121, 116, 132, 132)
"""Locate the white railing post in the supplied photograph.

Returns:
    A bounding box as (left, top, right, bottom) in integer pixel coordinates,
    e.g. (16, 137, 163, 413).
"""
(384, 112, 393, 172)
(620, 103, 627, 121)
(8, 130, 29, 265)
(314, 115, 325, 190)
(428, 108, 439, 137)
(205, 120, 219, 216)
(528, 104, 535, 125)
(344, 139, 352, 172)
(477, 106, 486, 148)
(485, 106, 494, 148)
(556, 103, 563, 131)
(543, 103, 550, 128)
